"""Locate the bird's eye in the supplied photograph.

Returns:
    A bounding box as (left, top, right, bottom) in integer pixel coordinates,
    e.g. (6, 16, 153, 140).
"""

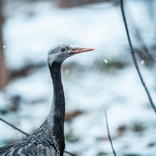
(61, 47, 66, 52)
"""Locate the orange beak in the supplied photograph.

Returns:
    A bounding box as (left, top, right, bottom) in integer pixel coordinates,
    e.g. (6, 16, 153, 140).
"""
(70, 47, 95, 54)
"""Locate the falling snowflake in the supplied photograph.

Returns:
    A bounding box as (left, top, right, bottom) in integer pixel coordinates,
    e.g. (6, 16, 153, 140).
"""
(65, 70, 69, 75)
(141, 60, 145, 65)
(104, 59, 108, 64)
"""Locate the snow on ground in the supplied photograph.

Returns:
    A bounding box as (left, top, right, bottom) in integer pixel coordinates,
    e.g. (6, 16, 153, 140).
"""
(0, 0, 156, 156)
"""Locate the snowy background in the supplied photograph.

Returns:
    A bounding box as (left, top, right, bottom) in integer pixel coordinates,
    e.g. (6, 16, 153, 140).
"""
(0, 0, 156, 156)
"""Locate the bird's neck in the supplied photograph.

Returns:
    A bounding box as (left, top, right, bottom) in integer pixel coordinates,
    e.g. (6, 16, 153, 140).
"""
(47, 61, 65, 152)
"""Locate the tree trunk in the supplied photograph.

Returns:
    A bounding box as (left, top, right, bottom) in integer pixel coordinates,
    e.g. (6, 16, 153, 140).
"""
(0, 0, 9, 89)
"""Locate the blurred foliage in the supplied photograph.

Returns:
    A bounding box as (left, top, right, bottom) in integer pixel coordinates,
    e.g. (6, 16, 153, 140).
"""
(11, 62, 46, 79)
(0, 108, 9, 115)
(147, 142, 156, 147)
(124, 154, 140, 156)
(53, 0, 116, 8)
(97, 151, 107, 156)
(117, 125, 127, 136)
(131, 121, 146, 132)
(65, 133, 79, 143)
(94, 58, 128, 73)
(65, 110, 84, 122)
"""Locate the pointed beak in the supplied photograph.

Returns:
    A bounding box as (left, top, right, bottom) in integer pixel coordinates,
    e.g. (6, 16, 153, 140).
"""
(70, 47, 95, 55)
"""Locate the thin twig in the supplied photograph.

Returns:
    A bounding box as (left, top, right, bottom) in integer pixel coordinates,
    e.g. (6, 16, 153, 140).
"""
(64, 150, 77, 156)
(0, 117, 77, 156)
(0, 117, 29, 136)
(104, 110, 117, 156)
(120, 0, 156, 114)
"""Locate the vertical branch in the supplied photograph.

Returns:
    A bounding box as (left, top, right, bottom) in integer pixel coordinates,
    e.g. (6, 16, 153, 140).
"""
(0, 0, 9, 89)
(105, 110, 117, 156)
(120, 0, 156, 114)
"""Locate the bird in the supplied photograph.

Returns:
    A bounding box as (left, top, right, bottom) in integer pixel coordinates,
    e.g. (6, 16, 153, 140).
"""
(0, 43, 94, 156)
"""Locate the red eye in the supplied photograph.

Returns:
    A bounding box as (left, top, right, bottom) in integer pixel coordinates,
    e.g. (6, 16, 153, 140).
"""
(61, 47, 66, 52)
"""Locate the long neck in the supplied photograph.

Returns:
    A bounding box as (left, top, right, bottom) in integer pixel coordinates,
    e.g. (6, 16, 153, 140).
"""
(47, 61, 65, 153)
(48, 62, 65, 122)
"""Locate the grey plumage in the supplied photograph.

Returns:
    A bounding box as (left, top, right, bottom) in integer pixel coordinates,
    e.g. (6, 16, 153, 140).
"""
(0, 44, 94, 156)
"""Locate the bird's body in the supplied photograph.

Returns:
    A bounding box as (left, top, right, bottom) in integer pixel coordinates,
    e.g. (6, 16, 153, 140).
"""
(0, 119, 62, 156)
(0, 44, 94, 156)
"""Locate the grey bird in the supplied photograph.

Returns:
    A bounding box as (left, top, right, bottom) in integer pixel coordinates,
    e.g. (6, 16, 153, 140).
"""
(0, 43, 94, 156)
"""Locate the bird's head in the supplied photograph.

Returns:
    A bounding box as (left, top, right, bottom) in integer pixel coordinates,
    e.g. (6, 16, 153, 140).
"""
(47, 43, 94, 65)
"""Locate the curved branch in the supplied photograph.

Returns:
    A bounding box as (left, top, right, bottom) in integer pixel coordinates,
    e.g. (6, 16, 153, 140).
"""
(120, 0, 156, 114)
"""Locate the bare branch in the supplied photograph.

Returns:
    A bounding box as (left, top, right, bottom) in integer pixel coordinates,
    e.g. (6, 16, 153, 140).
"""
(64, 150, 77, 156)
(120, 0, 156, 114)
(105, 110, 117, 156)
(0, 117, 29, 136)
